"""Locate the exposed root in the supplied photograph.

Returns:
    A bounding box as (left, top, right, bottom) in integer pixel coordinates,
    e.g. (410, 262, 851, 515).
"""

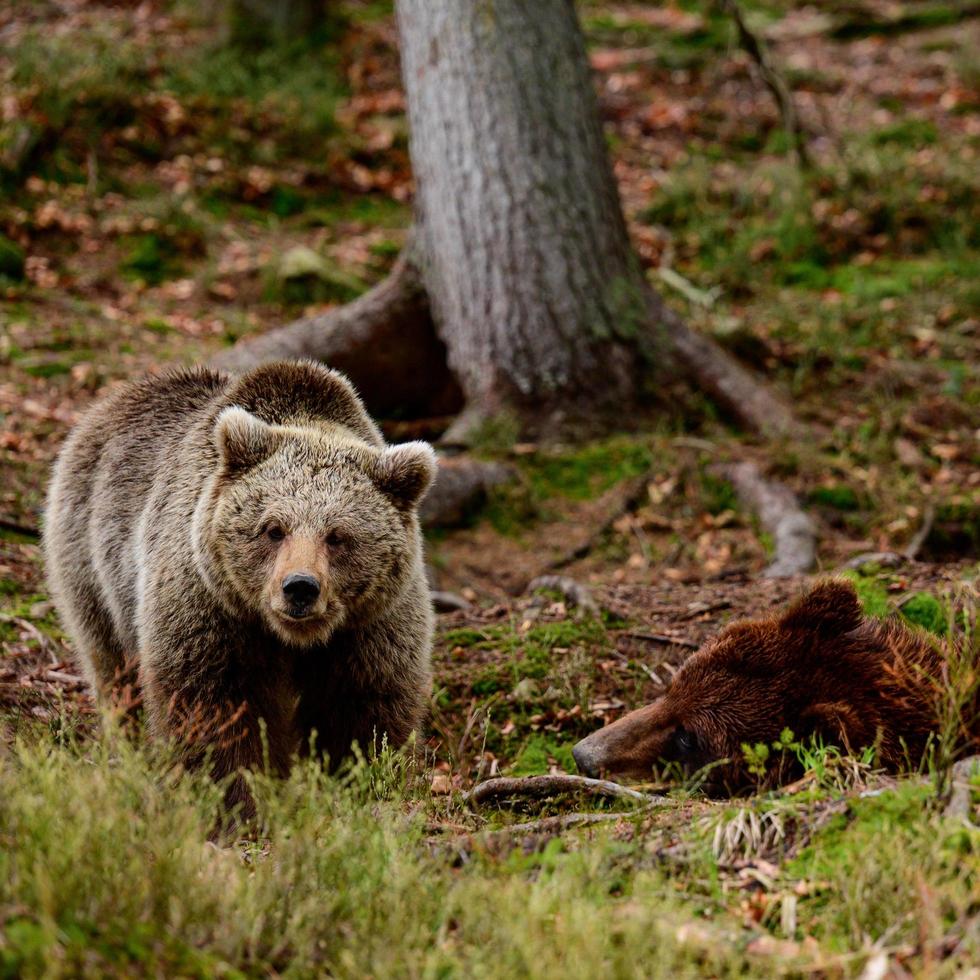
(431, 591, 472, 614)
(904, 503, 936, 560)
(462, 773, 668, 808)
(709, 461, 816, 578)
(652, 294, 804, 441)
(209, 246, 461, 419)
(525, 575, 600, 616)
(419, 456, 514, 528)
(212, 239, 805, 445)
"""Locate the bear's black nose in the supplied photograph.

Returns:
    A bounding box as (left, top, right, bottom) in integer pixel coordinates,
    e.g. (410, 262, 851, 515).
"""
(282, 573, 321, 612)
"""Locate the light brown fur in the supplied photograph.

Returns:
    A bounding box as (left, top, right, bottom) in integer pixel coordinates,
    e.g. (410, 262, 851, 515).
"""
(44, 361, 436, 809)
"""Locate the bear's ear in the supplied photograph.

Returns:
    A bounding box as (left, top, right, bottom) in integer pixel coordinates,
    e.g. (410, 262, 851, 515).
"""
(214, 406, 281, 475)
(780, 580, 862, 637)
(372, 441, 437, 509)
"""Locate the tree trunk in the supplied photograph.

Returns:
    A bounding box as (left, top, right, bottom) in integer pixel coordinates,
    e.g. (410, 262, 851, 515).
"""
(215, 0, 802, 443)
(396, 0, 654, 437)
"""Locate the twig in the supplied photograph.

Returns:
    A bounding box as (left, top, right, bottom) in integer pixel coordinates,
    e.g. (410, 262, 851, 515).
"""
(709, 461, 816, 578)
(463, 773, 668, 808)
(622, 630, 699, 650)
(1, 615, 56, 660)
(903, 503, 935, 560)
(525, 575, 600, 616)
(717, 0, 812, 169)
(41, 669, 85, 689)
(658, 267, 722, 308)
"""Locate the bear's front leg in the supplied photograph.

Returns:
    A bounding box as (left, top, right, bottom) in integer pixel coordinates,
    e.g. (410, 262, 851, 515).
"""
(138, 623, 298, 818)
(293, 622, 430, 769)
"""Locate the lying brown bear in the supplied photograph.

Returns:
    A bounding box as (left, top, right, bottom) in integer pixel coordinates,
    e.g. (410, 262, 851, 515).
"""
(573, 580, 972, 792)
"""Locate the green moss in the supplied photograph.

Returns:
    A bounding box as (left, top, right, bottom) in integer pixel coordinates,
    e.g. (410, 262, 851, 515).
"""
(525, 438, 653, 502)
(510, 734, 577, 776)
(807, 484, 862, 512)
(870, 118, 938, 147)
(900, 592, 947, 636)
(840, 570, 891, 618)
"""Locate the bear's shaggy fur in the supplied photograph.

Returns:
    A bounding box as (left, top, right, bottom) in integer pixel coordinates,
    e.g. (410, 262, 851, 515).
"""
(573, 581, 971, 792)
(44, 361, 436, 804)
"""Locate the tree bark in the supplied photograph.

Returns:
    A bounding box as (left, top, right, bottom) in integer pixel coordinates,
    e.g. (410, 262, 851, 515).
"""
(397, 0, 654, 436)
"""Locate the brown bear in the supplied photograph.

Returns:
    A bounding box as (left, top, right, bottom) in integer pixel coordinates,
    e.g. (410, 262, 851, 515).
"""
(573, 581, 972, 792)
(44, 360, 436, 807)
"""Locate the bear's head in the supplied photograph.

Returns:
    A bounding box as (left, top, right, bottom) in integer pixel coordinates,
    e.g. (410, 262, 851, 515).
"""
(572, 581, 890, 792)
(194, 398, 436, 647)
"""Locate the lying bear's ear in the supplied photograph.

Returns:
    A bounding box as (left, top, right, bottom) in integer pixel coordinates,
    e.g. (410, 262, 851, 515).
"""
(214, 406, 281, 475)
(780, 580, 862, 637)
(372, 441, 437, 509)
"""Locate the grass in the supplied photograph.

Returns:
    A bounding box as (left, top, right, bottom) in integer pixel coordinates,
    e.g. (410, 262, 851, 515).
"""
(2, 705, 979, 976)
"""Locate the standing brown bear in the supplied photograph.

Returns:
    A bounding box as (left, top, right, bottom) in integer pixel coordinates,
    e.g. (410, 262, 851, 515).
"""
(573, 581, 973, 792)
(44, 361, 436, 806)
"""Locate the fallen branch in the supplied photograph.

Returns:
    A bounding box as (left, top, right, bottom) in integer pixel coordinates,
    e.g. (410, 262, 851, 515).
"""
(463, 773, 668, 808)
(549, 471, 653, 570)
(622, 630, 699, 650)
(709, 461, 816, 578)
(526, 575, 600, 616)
(716, 0, 812, 169)
(478, 807, 656, 837)
(840, 551, 906, 571)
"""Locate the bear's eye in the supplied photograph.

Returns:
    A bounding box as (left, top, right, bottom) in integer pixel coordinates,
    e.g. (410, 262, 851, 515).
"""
(325, 529, 347, 548)
(672, 726, 699, 757)
(265, 524, 285, 542)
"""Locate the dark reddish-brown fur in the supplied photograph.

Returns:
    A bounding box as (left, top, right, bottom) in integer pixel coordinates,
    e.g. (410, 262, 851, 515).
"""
(573, 581, 975, 792)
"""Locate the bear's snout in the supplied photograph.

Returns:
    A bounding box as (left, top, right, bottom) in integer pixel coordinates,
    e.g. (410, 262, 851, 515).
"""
(282, 573, 321, 615)
(572, 739, 601, 778)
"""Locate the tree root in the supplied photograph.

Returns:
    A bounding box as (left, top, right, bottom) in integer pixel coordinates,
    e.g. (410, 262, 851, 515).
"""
(462, 773, 668, 808)
(213, 241, 805, 443)
(209, 246, 461, 419)
(525, 575, 600, 616)
(709, 461, 816, 577)
(419, 456, 514, 528)
(652, 295, 804, 441)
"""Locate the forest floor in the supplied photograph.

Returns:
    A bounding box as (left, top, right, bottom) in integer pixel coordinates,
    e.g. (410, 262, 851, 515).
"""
(0, 0, 978, 976)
